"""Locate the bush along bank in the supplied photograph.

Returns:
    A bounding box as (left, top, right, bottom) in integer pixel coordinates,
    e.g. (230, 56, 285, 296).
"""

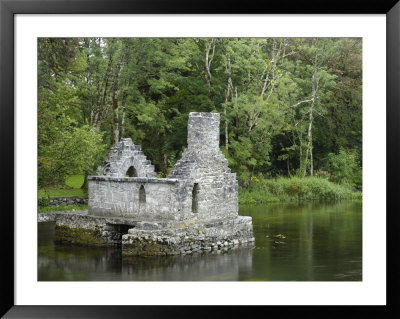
(238, 177, 362, 204)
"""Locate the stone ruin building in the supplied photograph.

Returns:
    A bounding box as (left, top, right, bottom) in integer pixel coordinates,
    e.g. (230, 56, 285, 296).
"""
(52, 112, 254, 256)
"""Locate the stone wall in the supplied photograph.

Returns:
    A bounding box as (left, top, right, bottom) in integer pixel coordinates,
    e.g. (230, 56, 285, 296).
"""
(88, 176, 187, 220)
(88, 112, 239, 223)
(39, 196, 88, 207)
(168, 112, 238, 221)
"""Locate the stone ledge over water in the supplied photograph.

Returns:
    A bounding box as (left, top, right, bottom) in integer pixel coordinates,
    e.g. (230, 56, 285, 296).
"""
(39, 210, 254, 255)
(122, 215, 254, 256)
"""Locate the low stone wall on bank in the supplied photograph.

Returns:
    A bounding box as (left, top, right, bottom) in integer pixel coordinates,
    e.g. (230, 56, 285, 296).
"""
(39, 196, 88, 207)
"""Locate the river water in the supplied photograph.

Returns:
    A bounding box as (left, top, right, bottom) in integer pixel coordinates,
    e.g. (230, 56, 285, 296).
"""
(38, 201, 362, 281)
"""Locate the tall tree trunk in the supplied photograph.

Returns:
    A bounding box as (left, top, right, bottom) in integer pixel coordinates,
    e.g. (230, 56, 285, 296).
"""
(121, 92, 127, 138)
(81, 172, 88, 190)
(205, 38, 216, 107)
(111, 46, 124, 145)
(85, 39, 95, 125)
(111, 92, 119, 145)
(94, 54, 113, 131)
(249, 39, 282, 133)
(224, 54, 232, 150)
(205, 38, 215, 88)
(235, 87, 239, 130)
(224, 105, 228, 150)
(305, 103, 314, 177)
(304, 38, 320, 177)
(299, 131, 304, 176)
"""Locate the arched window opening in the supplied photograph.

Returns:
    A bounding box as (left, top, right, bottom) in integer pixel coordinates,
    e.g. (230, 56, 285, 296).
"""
(139, 185, 146, 205)
(192, 183, 199, 214)
(126, 166, 137, 177)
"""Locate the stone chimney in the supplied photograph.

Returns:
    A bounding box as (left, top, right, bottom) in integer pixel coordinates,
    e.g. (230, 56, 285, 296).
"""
(187, 112, 220, 150)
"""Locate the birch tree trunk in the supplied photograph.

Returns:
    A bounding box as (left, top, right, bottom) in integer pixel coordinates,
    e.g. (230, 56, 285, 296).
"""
(111, 93, 119, 145)
(303, 38, 320, 177)
(111, 49, 124, 145)
(85, 39, 95, 126)
(224, 53, 233, 150)
(119, 40, 134, 140)
(248, 39, 282, 133)
(305, 100, 314, 177)
(205, 38, 216, 107)
(94, 46, 114, 132)
(205, 38, 216, 89)
(121, 92, 127, 139)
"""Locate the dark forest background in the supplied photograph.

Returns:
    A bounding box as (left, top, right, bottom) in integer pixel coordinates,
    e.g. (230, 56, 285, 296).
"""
(38, 37, 362, 194)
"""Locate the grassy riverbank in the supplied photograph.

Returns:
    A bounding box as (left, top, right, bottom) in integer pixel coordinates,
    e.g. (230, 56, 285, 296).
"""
(38, 204, 88, 213)
(238, 177, 362, 204)
(38, 175, 87, 212)
(38, 175, 87, 199)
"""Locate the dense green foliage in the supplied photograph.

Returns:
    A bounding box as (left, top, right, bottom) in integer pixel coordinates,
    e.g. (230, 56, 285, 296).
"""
(38, 37, 362, 195)
(326, 148, 362, 190)
(239, 177, 362, 204)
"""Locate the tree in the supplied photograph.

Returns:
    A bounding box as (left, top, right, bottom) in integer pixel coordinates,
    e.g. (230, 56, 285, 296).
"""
(38, 38, 107, 188)
(326, 148, 362, 189)
(37, 37, 362, 189)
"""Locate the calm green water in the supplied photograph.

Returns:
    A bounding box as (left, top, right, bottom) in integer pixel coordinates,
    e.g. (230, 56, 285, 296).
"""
(38, 201, 362, 281)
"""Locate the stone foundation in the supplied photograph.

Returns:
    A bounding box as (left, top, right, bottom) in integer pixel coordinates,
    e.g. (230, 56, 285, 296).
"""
(40, 210, 254, 255)
(122, 215, 254, 256)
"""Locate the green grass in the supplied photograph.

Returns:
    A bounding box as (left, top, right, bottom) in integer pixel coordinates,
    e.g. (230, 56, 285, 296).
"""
(38, 204, 88, 213)
(38, 175, 87, 199)
(239, 176, 362, 204)
(38, 188, 87, 199)
(65, 175, 85, 188)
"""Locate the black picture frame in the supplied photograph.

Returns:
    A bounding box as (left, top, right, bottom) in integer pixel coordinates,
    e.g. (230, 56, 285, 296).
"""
(1, 0, 398, 317)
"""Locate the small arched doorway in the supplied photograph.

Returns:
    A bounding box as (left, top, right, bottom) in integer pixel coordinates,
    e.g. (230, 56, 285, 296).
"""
(126, 166, 137, 177)
(139, 185, 146, 207)
(192, 183, 199, 214)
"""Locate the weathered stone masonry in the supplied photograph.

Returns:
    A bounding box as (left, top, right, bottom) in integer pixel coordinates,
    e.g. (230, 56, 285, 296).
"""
(46, 112, 254, 256)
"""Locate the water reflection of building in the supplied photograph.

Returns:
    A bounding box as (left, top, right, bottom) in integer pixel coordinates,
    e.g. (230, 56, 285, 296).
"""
(121, 247, 253, 281)
(39, 222, 253, 281)
(38, 245, 253, 281)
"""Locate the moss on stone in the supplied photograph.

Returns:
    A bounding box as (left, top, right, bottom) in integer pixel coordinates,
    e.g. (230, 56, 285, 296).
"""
(55, 225, 108, 246)
(176, 221, 196, 228)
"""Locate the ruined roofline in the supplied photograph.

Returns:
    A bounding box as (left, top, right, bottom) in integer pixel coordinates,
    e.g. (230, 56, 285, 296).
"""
(96, 112, 223, 180)
(98, 137, 156, 178)
(88, 176, 179, 184)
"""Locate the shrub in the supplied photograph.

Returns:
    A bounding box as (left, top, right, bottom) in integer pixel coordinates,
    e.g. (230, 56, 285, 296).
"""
(38, 196, 51, 207)
(239, 176, 361, 204)
(325, 148, 362, 190)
